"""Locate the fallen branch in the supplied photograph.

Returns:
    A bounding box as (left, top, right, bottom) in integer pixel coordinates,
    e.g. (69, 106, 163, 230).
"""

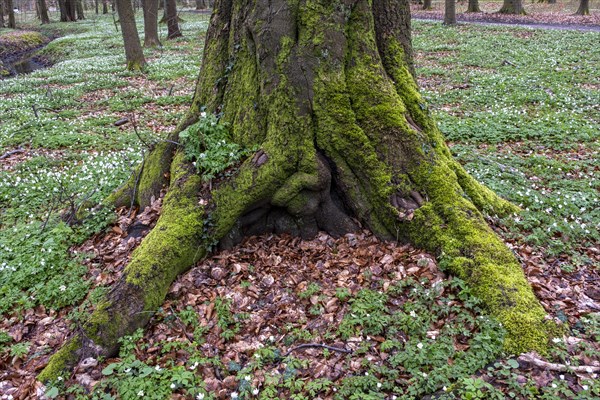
(518, 352, 600, 373)
(0, 148, 25, 160)
(283, 343, 352, 357)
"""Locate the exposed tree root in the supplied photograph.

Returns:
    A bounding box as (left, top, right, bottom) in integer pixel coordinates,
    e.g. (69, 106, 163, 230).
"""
(39, 0, 555, 384)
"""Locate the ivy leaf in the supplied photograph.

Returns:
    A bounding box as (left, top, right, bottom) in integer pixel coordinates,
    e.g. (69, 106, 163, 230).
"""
(506, 359, 519, 369)
(45, 387, 60, 398)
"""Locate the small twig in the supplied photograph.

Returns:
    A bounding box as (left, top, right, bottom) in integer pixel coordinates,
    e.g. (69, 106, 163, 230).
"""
(168, 84, 174, 96)
(518, 352, 600, 373)
(0, 148, 25, 160)
(130, 113, 152, 149)
(283, 343, 352, 357)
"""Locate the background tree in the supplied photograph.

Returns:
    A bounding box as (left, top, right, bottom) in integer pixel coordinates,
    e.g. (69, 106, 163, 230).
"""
(0, 0, 5, 27)
(58, 0, 77, 21)
(444, 0, 457, 24)
(467, 0, 480, 12)
(115, 0, 146, 70)
(499, 0, 525, 14)
(422, 0, 432, 10)
(102, 0, 108, 13)
(575, 0, 589, 15)
(38, 0, 50, 23)
(195, 0, 206, 9)
(39, 0, 553, 382)
(6, 0, 15, 28)
(142, 0, 160, 47)
(76, 0, 85, 19)
(165, 0, 181, 39)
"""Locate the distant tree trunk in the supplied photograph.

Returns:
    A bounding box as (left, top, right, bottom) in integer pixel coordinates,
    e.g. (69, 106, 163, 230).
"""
(0, 0, 4, 28)
(76, 0, 85, 19)
(95, 0, 98, 14)
(499, 0, 525, 14)
(102, 0, 108, 13)
(195, 0, 206, 9)
(444, 0, 456, 24)
(165, 0, 181, 39)
(38, 0, 50, 23)
(143, 0, 161, 47)
(575, 0, 589, 15)
(467, 0, 480, 12)
(59, 0, 77, 21)
(6, 0, 15, 28)
(422, 0, 432, 9)
(115, 0, 146, 70)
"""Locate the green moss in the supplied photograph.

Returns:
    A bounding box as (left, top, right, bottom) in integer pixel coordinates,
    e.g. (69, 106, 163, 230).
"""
(124, 153, 205, 311)
(136, 141, 174, 209)
(37, 337, 81, 383)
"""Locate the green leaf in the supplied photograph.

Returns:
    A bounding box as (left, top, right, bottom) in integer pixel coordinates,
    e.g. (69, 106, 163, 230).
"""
(45, 387, 60, 398)
(102, 363, 117, 375)
(506, 359, 519, 369)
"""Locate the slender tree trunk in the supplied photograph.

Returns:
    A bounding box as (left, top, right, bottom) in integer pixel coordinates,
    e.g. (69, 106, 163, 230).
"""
(95, 0, 98, 14)
(143, 0, 161, 47)
(422, 0, 432, 10)
(115, 0, 146, 70)
(37, 0, 50, 23)
(165, 0, 181, 39)
(467, 0, 480, 12)
(6, 0, 15, 28)
(39, 0, 553, 383)
(444, 0, 456, 24)
(499, 0, 526, 14)
(575, 0, 589, 15)
(102, 0, 108, 13)
(195, 0, 206, 10)
(0, 0, 4, 28)
(76, 0, 85, 19)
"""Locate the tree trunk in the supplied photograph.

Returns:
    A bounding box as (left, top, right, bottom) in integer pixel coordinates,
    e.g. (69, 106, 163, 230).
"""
(444, 0, 456, 24)
(143, 0, 161, 47)
(422, 0, 432, 10)
(195, 0, 206, 10)
(499, 0, 526, 14)
(39, 0, 553, 383)
(1, 0, 6, 27)
(115, 0, 146, 70)
(575, 0, 589, 15)
(6, 0, 15, 28)
(38, 0, 50, 23)
(102, 0, 108, 13)
(76, 0, 85, 19)
(165, 0, 181, 39)
(467, 0, 480, 12)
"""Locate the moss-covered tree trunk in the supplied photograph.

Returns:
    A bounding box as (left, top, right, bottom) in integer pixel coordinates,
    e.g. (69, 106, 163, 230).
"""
(575, 0, 589, 15)
(499, 0, 525, 14)
(39, 0, 554, 383)
(115, 0, 146, 70)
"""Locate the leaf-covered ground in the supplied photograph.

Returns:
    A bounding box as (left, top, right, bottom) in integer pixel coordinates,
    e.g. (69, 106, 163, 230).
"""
(0, 10, 599, 400)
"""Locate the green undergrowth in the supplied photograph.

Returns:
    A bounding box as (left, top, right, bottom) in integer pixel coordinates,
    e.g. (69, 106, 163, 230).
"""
(412, 20, 599, 266)
(0, 12, 209, 317)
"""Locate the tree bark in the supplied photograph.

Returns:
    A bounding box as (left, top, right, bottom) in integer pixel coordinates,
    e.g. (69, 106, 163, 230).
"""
(39, 0, 553, 383)
(444, 0, 456, 24)
(422, 0, 432, 10)
(6, 0, 15, 28)
(165, 0, 182, 39)
(102, 0, 108, 13)
(467, 0, 480, 12)
(195, 0, 206, 10)
(37, 0, 50, 23)
(143, 0, 161, 47)
(499, 0, 526, 14)
(115, 0, 146, 70)
(76, 0, 85, 19)
(1, 0, 6, 27)
(575, 0, 589, 15)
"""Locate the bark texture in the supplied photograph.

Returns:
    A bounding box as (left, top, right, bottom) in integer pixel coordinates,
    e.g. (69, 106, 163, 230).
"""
(115, 0, 146, 70)
(467, 0, 480, 13)
(444, 0, 456, 24)
(39, 0, 554, 383)
(422, 0, 432, 10)
(6, 0, 15, 28)
(165, 0, 182, 39)
(499, 0, 526, 14)
(143, 0, 161, 47)
(575, 0, 589, 15)
(38, 0, 50, 23)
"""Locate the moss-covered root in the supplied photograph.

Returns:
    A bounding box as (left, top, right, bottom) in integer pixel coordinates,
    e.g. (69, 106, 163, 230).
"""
(106, 140, 177, 210)
(38, 152, 205, 382)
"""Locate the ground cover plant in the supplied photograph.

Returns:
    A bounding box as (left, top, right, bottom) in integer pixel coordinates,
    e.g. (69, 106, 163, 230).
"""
(0, 12, 599, 400)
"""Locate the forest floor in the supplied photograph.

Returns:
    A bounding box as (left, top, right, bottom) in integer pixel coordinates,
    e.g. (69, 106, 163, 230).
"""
(0, 11, 599, 400)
